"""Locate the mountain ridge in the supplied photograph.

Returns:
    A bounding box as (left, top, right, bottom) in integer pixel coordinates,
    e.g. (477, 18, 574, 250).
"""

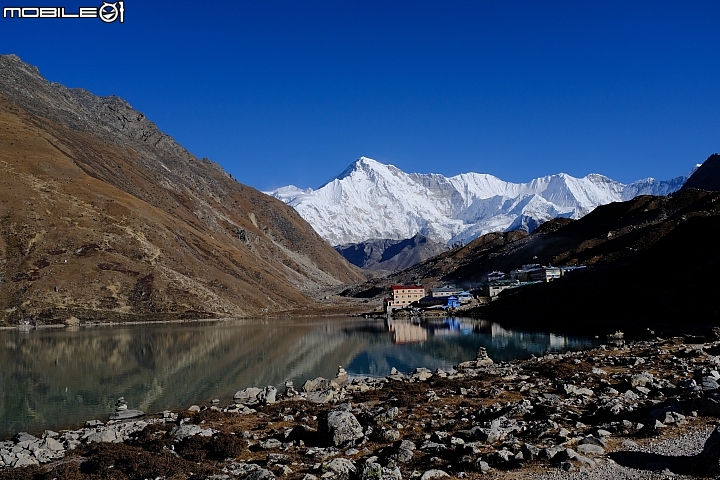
(0, 54, 364, 324)
(267, 156, 690, 247)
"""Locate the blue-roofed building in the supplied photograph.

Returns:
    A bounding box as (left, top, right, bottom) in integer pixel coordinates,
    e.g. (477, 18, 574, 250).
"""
(446, 296, 460, 309)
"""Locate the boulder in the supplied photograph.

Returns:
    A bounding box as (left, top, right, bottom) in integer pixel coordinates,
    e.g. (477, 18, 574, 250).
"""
(13, 453, 39, 467)
(419, 440, 446, 453)
(302, 377, 339, 392)
(542, 445, 565, 460)
(257, 386, 277, 404)
(391, 446, 414, 463)
(234, 387, 262, 403)
(702, 377, 720, 391)
(577, 444, 605, 456)
(420, 470, 450, 480)
(229, 462, 277, 480)
(561, 384, 594, 397)
(266, 453, 290, 466)
(663, 411, 686, 425)
(382, 429, 401, 442)
(473, 417, 521, 444)
(629, 372, 654, 388)
(358, 462, 402, 480)
(259, 438, 282, 450)
(474, 460, 491, 473)
(306, 390, 336, 404)
(374, 407, 399, 425)
(411, 368, 433, 382)
(13, 432, 39, 443)
(319, 410, 364, 447)
(579, 435, 607, 448)
(33, 446, 65, 464)
(41, 437, 65, 451)
(494, 449, 514, 463)
(86, 430, 119, 443)
(171, 424, 214, 441)
(521, 443, 540, 461)
(322, 458, 356, 480)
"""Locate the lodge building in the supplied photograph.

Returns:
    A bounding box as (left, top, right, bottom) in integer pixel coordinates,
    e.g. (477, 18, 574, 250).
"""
(386, 285, 425, 313)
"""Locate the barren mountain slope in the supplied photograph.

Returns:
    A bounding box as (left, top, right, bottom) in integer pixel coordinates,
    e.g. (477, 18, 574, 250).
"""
(0, 55, 363, 325)
(682, 153, 720, 192)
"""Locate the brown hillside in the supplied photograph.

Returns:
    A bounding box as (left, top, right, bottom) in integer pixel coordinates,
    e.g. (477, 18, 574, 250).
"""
(0, 55, 364, 325)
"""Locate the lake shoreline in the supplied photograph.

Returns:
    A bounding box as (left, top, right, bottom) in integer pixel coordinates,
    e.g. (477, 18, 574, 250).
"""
(0, 316, 602, 439)
(3, 334, 720, 478)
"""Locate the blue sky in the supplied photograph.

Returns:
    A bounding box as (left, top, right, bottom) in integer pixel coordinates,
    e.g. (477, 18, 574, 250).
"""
(2, 1, 718, 191)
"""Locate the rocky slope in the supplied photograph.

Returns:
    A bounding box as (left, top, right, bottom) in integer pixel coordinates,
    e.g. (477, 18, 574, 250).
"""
(267, 157, 690, 247)
(334, 234, 448, 273)
(0, 54, 364, 325)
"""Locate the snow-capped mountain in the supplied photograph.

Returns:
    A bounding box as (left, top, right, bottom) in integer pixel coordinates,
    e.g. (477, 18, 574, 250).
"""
(266, 157, 689, 246)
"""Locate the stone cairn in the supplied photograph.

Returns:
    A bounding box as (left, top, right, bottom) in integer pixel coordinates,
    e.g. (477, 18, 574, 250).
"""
(284, 380, 298, 397)
(335, 366, 349, 387)
(115, 397, 128, 412)
(456, 346, 494, 370)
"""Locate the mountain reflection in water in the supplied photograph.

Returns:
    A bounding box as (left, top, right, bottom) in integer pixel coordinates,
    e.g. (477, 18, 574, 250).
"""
(0, 316, 598, 438)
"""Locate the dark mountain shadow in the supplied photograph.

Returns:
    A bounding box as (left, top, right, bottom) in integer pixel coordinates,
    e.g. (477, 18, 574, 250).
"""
(682, 153, 720, 192)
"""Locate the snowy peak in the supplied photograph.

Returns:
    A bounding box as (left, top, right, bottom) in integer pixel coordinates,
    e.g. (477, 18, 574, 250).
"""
(266, 157, 690, 246)
(623, 175, 691, 200)
(268, 185, 313, 203)
(332, 156, 400, 183)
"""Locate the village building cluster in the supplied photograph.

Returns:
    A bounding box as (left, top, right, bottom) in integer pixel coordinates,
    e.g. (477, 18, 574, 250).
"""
(483, 264, 586, 299)
(385, 264, 586, 314)
(385, 285, 473, 313)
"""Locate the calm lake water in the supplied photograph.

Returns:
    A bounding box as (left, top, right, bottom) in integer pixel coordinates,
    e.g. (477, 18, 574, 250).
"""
(0, 316, 598, 438)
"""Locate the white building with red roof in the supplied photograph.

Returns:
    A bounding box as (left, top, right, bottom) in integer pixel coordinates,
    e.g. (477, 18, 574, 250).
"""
(386, 285, 425, 313)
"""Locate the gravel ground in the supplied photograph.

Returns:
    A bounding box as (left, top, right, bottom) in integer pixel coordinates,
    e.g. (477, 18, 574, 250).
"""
(518, 424, 716, 480)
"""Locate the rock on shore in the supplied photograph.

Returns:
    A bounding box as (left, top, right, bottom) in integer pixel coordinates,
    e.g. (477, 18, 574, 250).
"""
(5, 336, 720, 479)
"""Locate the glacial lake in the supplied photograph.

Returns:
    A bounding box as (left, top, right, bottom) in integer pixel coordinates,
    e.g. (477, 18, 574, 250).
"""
(0, 316, 599, 438)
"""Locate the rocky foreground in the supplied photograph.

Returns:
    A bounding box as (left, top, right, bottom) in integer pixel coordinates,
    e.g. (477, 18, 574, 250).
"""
(6, 336, 720, 479)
